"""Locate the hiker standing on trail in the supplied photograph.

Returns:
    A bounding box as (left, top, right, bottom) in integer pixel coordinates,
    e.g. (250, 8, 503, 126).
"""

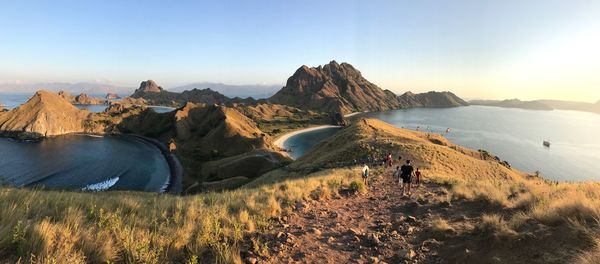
(415, 168, 422, 187)
(400, 160, 415, 197)
(362, 163, 370, 188)
(387, 153, 393, 168)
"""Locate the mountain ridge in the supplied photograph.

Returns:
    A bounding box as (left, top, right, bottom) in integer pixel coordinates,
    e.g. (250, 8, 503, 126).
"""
(269, 61, 402, 114)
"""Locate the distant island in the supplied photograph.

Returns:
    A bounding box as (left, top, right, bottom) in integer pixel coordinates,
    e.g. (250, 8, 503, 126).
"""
(471, 98, 600, 114)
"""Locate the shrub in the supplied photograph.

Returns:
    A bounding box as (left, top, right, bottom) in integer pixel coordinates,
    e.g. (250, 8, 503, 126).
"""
(477, 214, 517, 238)
(349, 180, 367, 194)
(431, 217, 455, 234)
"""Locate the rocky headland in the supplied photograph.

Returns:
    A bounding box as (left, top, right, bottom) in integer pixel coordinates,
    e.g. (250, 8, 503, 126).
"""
(0, 90, 90, 139)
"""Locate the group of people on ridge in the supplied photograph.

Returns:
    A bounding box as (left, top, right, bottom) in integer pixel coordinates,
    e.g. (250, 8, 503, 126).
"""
(361, 153, 422, 197)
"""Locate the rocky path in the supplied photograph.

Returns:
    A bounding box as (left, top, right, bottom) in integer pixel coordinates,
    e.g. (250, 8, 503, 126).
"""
(254, 170, 461, 264)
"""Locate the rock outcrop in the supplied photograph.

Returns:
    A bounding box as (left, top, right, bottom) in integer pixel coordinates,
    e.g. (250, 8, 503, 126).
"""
(73, 93, 106, 105)
(132, 80, 163, 95)
(397, 91, 469, 108)
(0, 90, 89, 139)
(105, 93, 121, 100)
(269, 61, 401, 114)
(57, 90, 106, 105)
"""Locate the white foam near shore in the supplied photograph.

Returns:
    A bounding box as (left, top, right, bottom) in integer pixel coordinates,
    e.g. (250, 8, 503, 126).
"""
(82, 177, 120, 191)
(274, 125, 341, 149)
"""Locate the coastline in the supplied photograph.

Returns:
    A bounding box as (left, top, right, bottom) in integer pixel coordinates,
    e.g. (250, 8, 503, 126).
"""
(126, 134, 183, 194)
(273, 125, 341, 150)
(343, 111, 367, 118)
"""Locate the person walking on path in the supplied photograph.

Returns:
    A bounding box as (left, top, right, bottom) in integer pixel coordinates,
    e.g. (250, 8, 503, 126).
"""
(361, 163, 370, 189)
(415, 168, 422, 187)
(400, 160, 415, 197)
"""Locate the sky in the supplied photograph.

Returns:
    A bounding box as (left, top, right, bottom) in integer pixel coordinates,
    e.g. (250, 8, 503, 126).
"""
(0, 0, 599, 102)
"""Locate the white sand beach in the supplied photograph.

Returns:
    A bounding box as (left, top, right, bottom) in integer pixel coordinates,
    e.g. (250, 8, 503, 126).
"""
(274, 125, 341, 149)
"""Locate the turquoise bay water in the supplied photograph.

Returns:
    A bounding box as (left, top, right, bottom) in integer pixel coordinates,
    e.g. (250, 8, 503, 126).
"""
(0, 135, 170, 192)
(282, 128, 342, 159)
(286, 106, 600, 182)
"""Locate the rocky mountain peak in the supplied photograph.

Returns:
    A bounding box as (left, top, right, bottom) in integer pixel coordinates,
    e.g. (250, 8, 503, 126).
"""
(270, 61, 401, 114)
(136, 80, 163, 94)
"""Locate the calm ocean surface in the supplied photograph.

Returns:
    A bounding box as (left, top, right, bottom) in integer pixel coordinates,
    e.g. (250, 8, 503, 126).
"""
(0, 135, 170, 192)
(286, 106, 600, 182)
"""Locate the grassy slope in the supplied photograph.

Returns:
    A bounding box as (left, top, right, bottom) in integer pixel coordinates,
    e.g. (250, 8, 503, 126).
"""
(0, 168, 361, 263)
(1, 118, 600, 263)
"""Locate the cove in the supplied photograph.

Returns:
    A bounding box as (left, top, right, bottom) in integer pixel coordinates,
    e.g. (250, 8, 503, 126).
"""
(0, 135, 171, 192)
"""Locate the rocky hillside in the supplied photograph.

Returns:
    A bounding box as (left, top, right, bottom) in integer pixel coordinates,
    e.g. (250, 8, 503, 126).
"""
(269, 61, 402, 114)
(0, 90, 90, 139)
(105, 102, 291, 190)
(131, 80, 246, 106)
(397, 91, 469, 108)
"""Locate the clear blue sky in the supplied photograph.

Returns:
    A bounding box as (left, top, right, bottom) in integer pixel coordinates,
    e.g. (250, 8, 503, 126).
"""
(1, 0, 599, 101)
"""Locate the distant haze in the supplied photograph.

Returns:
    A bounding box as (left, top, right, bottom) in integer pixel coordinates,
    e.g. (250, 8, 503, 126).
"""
(0, 82, 131, 95)
(0, 81, 282, 99)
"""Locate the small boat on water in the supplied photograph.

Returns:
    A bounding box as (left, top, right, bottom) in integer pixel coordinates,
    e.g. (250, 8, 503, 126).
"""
(543, 140, 551, 147)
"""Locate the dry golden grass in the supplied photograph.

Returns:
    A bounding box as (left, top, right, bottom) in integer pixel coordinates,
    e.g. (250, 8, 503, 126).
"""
(437, 174, 600, 261)
(0, 168, 361, 263)
(431, 217, 455, 234)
